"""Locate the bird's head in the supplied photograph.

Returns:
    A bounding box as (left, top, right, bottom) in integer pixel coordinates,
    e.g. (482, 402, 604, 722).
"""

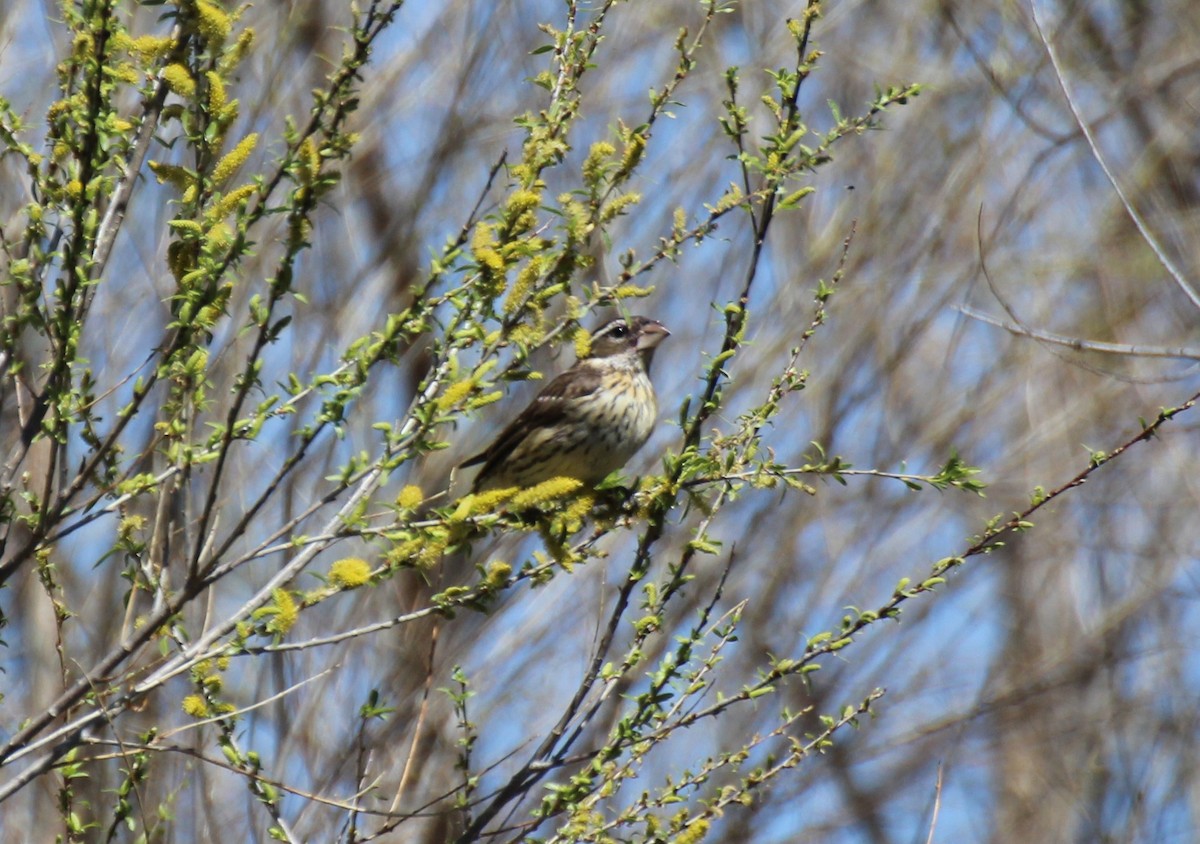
(587, 316, 670, 366)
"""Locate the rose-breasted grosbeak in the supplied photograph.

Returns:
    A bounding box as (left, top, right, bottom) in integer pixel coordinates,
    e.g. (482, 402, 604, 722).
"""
(462, 316, 670, 492)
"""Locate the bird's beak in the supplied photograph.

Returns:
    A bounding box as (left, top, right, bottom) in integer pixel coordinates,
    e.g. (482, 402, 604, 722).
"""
(637, 321, 670, 351)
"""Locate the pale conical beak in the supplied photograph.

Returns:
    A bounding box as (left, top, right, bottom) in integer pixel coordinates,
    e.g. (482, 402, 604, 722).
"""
(637, 321, 670, 351)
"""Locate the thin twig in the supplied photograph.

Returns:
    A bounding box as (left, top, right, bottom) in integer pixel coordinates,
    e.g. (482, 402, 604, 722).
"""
(925, 762, 944, 844)
(957, 304, 1200, 361)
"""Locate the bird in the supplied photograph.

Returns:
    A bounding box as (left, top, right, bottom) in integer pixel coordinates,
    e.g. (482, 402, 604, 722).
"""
(462, 315, 670, 493)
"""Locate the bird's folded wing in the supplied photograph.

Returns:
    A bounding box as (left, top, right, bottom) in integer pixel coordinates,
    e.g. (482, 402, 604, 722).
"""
(459, 364, 604, 470)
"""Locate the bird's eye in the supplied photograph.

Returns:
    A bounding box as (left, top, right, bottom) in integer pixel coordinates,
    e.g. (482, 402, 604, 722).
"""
(609, 323, 628, 338)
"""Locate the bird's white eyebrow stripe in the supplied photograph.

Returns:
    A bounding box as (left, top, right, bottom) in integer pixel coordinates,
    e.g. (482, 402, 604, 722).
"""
(592, 319, 629, 338)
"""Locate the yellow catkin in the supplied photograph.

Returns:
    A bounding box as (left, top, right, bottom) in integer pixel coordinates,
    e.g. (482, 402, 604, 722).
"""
(207, 183, 256, 220)
(572, 325, 592, 358)
(206, 220, 232, 250)
(436, 379, 475, 413)
(561, 198, 590, 244)
(218, 28, 255, 75)
(416, 539, 447, 570)
(396, 485, 424, 510)
(181, 694, 211, 718)
(619, 129, 645, 173)
(111, 64, 139, 85)
(204, 70, 226, 113)
(583, 141, 615, 186)
(297, 137, 321, 185)
(600, 191, 641, 222)
(463, 487, 518, 515)
(672, 819, 711, 844)
(148, 161, 193, 191)
(210, 133, 258, 186)
(124, 34, 175, 61)
(506, 188, 542, 216)
(504, 260, 540, 315)
(557, 493, 596, 533)
(217, 100, 239, 128)
(510, 477, 583, 509)
(265, 588, 297, 634)
(484, 561, 512, 588)
(161, 63, 195, 98)
(471, 223, 506, 274)
(328, 557, 372, 589)
(508, 322, 541, 348)
(612, 283, 654, 300)
(195, 0, 232, 44)
(386, 539, 424, 567)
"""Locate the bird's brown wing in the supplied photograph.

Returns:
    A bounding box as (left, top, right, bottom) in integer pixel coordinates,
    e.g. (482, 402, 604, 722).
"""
(460, 364, 604, 474)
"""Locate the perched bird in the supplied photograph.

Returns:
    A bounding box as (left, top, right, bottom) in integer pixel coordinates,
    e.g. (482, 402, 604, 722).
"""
(462, 315, 670, 492)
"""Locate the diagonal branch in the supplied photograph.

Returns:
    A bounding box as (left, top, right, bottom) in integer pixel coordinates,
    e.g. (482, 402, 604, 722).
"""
(1030, 0, 1200, 311)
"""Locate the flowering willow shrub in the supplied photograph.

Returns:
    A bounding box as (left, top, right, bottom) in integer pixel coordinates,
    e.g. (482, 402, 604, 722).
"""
(4, 1, 1194, 842)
